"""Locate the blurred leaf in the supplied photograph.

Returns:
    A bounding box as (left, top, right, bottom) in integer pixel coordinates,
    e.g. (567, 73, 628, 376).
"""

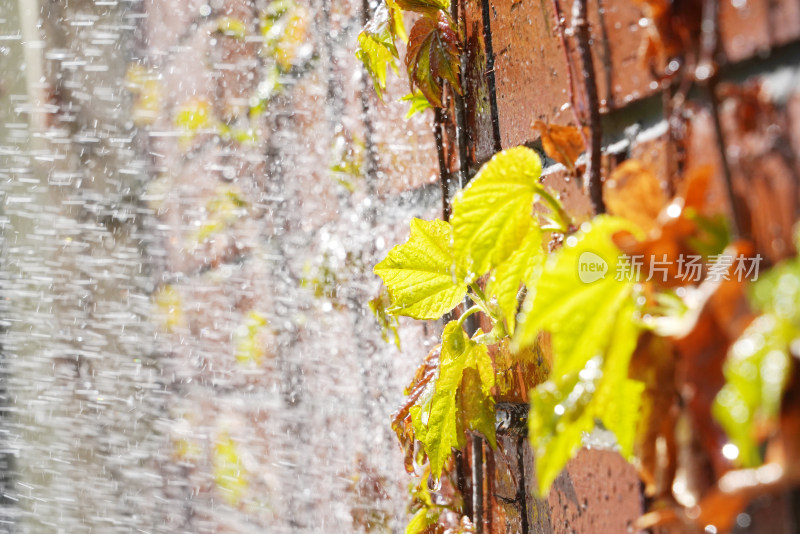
(369, 290, 402, 349)
(603, 160, 667, 234)
(214, 433, 248, 506)
(714, 314, 793, 466)
(153, 284, 184, 332)
(405, 12, 461, 108)
(533, 120, 585, 173)
(713, 252, 800, 466)
(374, 218, 467, 320)
(125, 63, 161, 126)
(193, 186, 248, 245)
(401, 90, 433, 119)
(216, 17, 247, 39)
(261, 1, 310, 71)
(234, 310, 271, 365)
(452, 146, 543, 279)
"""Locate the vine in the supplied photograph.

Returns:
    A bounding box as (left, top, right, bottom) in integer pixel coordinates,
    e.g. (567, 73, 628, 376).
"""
(374, 140, 800, 531)
(360, 1, 800, 532)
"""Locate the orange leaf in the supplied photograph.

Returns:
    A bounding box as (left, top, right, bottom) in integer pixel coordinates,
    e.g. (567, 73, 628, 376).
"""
(603, 160, 667, 234)
(532, 120, 585, 172)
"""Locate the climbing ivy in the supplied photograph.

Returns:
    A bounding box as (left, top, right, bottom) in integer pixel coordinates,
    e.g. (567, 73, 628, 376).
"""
(374, 139, 800, 530)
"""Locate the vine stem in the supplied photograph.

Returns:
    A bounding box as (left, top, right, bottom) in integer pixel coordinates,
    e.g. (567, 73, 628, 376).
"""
(457, 305, 483, 329)
(572, 0, 605, 214)
(537, 186, 575, 233)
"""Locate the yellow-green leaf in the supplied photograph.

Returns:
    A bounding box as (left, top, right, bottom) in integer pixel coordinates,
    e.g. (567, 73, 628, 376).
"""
(374, 218, 467, 320)
(513, 215, 643, 376)
(520, 217, 645, 495)
(487, 224, 543, 335)
(529, 369, 596, 495)
(414, 322, 496, 479)
(356, 2, 400, 100)
(452, 147, 543, 280)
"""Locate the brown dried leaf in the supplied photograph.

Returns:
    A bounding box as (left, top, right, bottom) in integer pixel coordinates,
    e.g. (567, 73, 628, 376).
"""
(604, 160, 668, 234)
(532, 121, 585, 172)
(391, 345, 440, 472)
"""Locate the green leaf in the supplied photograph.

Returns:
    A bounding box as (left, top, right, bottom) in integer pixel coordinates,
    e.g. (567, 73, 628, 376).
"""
(405, 13, 461, 108)
(513, 215, 643, 376)
(374, 218, 467, 320)
(750, 256, 800, 325)
(356, 2, 400, 100)
(529, 369, 596, 495)
(519, 218, 645, 494)
(401, 90, 433, 119)
(385, 0, 408, 42)
(487, 224, 543, 335)
(595, 302, 645, 458)
(452, 147, 543, 280)
(414, 322, 496, 479)
(407, 507, 439, 534)
(713, 314, 794, 466)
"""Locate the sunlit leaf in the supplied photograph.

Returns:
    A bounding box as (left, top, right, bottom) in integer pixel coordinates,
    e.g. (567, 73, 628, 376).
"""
(514, 216, 642, 372)
(405, 12, 461, 108)
(528, 301, 643, 494)
(452, 146, 543, 279)
(385, 0, 408, 43)
(414, 322, 495, 479)
(356, 2, 400, 100)
(487, 224, 543, 335)
(528, 367, 596, 494)
(406, 507, 439, 534)
(374, 218, 467, 320)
